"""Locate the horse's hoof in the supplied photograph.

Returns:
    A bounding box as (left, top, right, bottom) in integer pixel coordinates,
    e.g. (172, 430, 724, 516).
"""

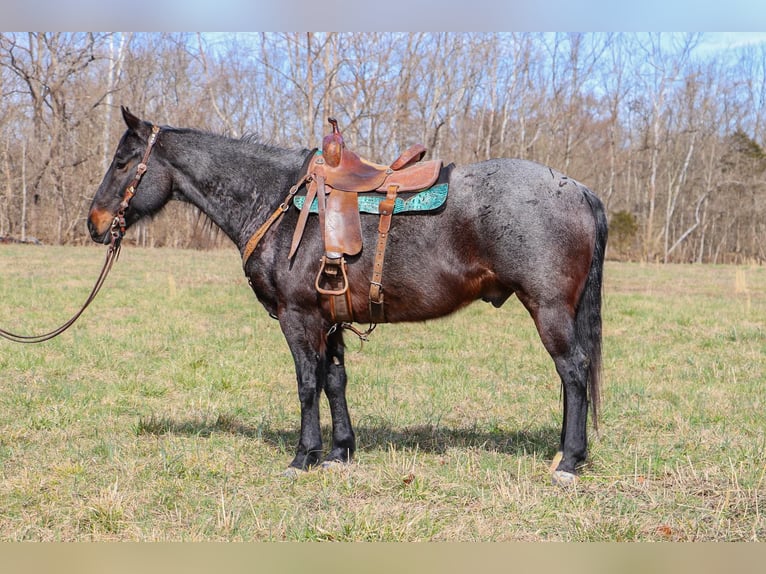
(551, 469, 578, 487)
(282, 467, 307, 479)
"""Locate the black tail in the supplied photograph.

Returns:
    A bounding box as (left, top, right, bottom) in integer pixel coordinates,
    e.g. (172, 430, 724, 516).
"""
(575, 189, 608, 432)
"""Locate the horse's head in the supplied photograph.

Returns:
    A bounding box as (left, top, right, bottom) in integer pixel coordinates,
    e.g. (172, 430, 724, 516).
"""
(88, 107, 173, 244)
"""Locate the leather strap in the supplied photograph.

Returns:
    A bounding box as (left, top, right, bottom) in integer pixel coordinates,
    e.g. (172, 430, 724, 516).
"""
(368, 184, 398, 323)
(315, 167, 327, 248)
(115, 124, 161, 235)
(330, 288, 354, 323)
(243, 150, 316, 267)
(288, 178, 317, 259)
(242, 173, 309, 267)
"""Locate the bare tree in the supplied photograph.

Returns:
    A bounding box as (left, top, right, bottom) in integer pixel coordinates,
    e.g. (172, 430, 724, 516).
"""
(629, 33, 702, 260)
(0, 32, 763, 260)
(0, 32, 108, 243)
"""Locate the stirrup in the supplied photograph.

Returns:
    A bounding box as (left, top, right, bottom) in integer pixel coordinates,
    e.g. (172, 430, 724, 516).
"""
(315, 255, 349, 297)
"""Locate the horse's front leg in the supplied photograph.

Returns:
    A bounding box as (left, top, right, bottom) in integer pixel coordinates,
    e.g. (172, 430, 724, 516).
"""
(322, 328, 355, 465)
(279, 309, 326, 470)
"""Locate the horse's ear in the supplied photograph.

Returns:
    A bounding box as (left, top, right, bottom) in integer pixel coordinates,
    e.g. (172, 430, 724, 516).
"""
(121, 106, 140, 129)
(121, 106, 152, 140)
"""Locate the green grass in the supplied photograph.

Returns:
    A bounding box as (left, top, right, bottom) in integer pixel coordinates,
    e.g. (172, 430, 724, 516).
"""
(1, 245, 764, 541)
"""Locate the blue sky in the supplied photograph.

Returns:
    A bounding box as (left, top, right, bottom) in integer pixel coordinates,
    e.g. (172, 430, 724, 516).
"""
(700, 32, 766, 51)
(5, 1, 766, 31)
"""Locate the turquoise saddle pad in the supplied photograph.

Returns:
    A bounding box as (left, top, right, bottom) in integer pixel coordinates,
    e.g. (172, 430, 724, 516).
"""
(293, 183, 448, 215)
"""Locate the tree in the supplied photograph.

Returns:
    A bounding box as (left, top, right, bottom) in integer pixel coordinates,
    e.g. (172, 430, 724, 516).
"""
(0, 32, 764, 261)
(0, 32, 108, 243)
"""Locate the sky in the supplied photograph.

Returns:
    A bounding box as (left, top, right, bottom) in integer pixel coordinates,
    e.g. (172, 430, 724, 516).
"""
(4, 0, 766, 31)
(699, 32, 766, 52)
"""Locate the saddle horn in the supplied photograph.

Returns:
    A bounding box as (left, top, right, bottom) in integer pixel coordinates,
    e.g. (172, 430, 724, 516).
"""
(322, 117, 344, 167)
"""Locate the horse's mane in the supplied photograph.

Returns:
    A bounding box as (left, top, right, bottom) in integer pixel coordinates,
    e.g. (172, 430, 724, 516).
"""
(166, 126, 308, 162)
(239, 132, 264, 145)
(238, 132, 311, 160)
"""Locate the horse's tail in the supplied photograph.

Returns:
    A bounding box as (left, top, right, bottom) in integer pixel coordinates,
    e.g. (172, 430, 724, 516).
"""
(577, 188, 608, 432)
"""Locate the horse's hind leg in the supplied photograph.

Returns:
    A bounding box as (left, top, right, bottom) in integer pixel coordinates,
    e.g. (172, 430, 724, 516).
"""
(528, 303, 590, 485)
(322, 329, 355, 466)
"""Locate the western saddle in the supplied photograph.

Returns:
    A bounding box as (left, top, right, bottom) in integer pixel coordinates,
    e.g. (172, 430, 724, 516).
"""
(243, 118, 443, 326)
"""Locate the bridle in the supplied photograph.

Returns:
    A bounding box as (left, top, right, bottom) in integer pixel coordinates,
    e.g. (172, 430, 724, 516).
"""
(0, 124, 161, 344)
(112, 124, 161, 240)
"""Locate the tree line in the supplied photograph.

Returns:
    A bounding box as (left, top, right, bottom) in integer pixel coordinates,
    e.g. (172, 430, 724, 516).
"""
(1, 32, 764, 263)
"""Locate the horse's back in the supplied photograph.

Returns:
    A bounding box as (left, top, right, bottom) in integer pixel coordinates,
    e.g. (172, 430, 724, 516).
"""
(448, 157, 596, 245)
(450, 157, 596, 221)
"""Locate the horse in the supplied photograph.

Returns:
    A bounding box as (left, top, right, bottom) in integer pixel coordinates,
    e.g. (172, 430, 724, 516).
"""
(88, 107, 607, 486)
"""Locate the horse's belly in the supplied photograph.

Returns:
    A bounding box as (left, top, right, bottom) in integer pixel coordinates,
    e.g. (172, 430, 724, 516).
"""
(371, 263, 512, 323)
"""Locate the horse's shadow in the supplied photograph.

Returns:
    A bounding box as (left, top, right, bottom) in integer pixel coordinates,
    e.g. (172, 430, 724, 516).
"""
(137, 414, 560, 459)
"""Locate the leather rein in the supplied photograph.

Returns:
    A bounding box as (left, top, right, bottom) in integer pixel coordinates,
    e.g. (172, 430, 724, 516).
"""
(0, 124, 161, 344)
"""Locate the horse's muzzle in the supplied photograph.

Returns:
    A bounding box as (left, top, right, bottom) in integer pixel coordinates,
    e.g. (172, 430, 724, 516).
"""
(87, 209, 113, 244)
(88, 219, 112, 245)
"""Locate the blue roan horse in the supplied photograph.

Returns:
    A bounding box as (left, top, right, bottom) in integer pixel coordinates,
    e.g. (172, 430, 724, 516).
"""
(88, 108, 607, 486)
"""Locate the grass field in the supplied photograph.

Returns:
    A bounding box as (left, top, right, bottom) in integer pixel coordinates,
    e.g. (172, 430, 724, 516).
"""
(0, 244, 764, 541)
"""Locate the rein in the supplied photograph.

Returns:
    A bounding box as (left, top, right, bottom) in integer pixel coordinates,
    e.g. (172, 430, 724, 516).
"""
(0, 124, 161, 344)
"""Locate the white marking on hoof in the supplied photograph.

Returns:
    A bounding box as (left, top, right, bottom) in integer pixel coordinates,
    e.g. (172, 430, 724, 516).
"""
(551, 469, 578, 487)
(549, 451, 564, 473)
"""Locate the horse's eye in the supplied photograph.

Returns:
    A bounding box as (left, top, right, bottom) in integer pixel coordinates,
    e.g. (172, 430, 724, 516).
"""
(114, 157, 130, 171)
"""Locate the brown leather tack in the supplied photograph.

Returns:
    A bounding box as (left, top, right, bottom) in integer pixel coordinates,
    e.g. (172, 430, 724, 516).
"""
(253, 117, 446, 328)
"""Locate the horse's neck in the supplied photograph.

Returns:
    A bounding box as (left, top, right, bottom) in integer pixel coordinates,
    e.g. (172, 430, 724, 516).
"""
(170, 135, 303, 248)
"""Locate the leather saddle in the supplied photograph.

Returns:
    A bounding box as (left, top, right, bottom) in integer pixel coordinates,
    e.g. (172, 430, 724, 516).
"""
(289, 118, 444, 324)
